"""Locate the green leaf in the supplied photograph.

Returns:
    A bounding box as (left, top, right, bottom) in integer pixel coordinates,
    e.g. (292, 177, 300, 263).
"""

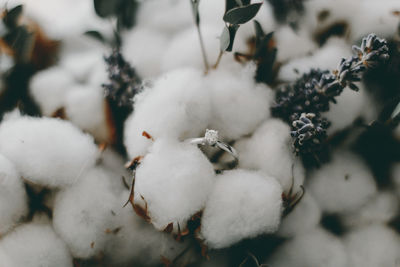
(391, 102, 400, 119)
(3, 5, 23, 29)
(118, 0, 138, 29)
(223, 3, 262, 25)
(220, 24, 240, 52)
(84, 30, 106, 43)
(94, 0, 118, 18)
(225, 0, 250, 13)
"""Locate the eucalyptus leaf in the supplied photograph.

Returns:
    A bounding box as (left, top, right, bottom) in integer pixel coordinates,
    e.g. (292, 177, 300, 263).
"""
(118, 0, 138, 28)
(94, 0, 118, 18)
(391, 102, 400, 119)
(223, 3, 262, 25)
(220, 24, 240, 52)
(3, 5, 23, 29)
(84, 31, 106, 43)
(225, 0, 250, 13)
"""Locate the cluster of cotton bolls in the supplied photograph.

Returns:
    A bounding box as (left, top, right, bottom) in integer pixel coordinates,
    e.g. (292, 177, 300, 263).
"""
(0, 0, 399, 266)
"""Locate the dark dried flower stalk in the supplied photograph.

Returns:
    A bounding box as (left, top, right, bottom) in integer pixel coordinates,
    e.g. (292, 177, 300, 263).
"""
(103, 49, 142, 110)
(272, 34, 389, 156)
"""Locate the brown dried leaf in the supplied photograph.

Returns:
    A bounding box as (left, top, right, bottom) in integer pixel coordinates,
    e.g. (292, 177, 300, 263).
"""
(142, 130, 154, 141)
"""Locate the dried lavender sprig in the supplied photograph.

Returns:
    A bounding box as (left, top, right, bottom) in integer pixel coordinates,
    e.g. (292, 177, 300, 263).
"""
(272, 34, 389, 157)
(102, 49, 142, 110)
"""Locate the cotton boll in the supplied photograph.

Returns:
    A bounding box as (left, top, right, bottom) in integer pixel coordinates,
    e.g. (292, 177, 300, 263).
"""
(0, 223, 73, 267)
(236, 119, 305, 192)
(200, 169, 282, 249)
(278, 192, 322, 237)
(324, 85, 378, 134)
(267, 227, 348, 267)
(122, 27, 169, 78)
(64, 85, 109, 142)
(124, 68, 211, 159)
(161, 25, 222, 73)
(134, 139, 215, 232)
(0, 117, 98, 187)
(308, 151, 377, 214)
(29, 66, 74, 116)
(198, 0, 225, 29)
(136, 0, 192, 35)
(342, 191, 399, 228)
(205, 65, 272, 140)
(53, 168, 119, 259)
(345, 224, 400, 267)
(275, 26, 316, 63)
(278, 37, 351, 82)
(104, 192, 187, 266)
(0, 154, 28, 235)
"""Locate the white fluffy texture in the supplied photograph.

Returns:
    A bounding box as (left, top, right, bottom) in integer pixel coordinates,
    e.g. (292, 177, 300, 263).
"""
(5, 0, 111, 39)
(64, 85, 109, 142)
(308, 151, 377, 214)
(0, 154, 28, 235)
(0, 223, 73, 267)
(53, 168, 119, 259)
(0, 248, 15, 267)
(136, 0, 192, 35)
(345, 224, 400, 267)
(236, 119, 305, 192)
(104, 193, 187, 266)
(275, 26, 316, 63)
(201, 169, 282, 249)
(278, 37, 352, 82)
(324, 86, 377, 134)
(122, 27, 169, 78)
(0, 117, 98, 187)
(134, 139, 215, 231)
(205, 65, 272, 140)
(278, 192, 321, 237)
(124, 68, 211, 158)
(161, 25, 222, 73)
(342, 192, 399, 228)
(267, 228, 348, 267)
(29, 66, 74, 116)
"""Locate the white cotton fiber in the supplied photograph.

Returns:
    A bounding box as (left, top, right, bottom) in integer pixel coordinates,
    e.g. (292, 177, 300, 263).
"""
(342, 191, 399, 229)
(0, 248, 15, 267)
(278, 37, 352, 82)
(267, 227, 348, 267)
(29, 66, 74, 116)
(324, 86, 377, 134)
(0, 223, 73, 267)
(236, 119, 305, 192)
(345, 224, 400, 267)
(0, 117, 98, 187)
(104, 192, 187, 266)
(124, 68, 211, 159)
(278, 191, 322, 237)
(205, 65, 272, 140)
(308, 150, 377, 214)
(160, 25, 222, 73)
(64, 85, 109, 142)
(52, 168, 119, 259)
(200, 169, 282, 249)
(134, 139, 215, 232)
(0, 153, 28, 235)
(122, 27, 169, 78)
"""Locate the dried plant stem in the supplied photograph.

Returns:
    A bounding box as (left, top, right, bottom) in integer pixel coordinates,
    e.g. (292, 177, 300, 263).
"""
(213, 50, 224, 69)
(195, 23, 210, 73)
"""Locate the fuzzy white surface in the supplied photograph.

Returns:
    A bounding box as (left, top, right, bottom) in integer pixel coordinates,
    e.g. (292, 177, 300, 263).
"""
(267, 227, 348, 267)
(308, 151, 377, 214)
(0, 153, 28, 235)
(52, 168, 119, 259)
(124, 68, 211, 159)
(236, 119, 305, 192)
(0, 223, 73, 267)
(0, 117, 98, 187)
(345, 224, 400, 267)
(201, 169, 282, 249)
(134, 139, 215, 232)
